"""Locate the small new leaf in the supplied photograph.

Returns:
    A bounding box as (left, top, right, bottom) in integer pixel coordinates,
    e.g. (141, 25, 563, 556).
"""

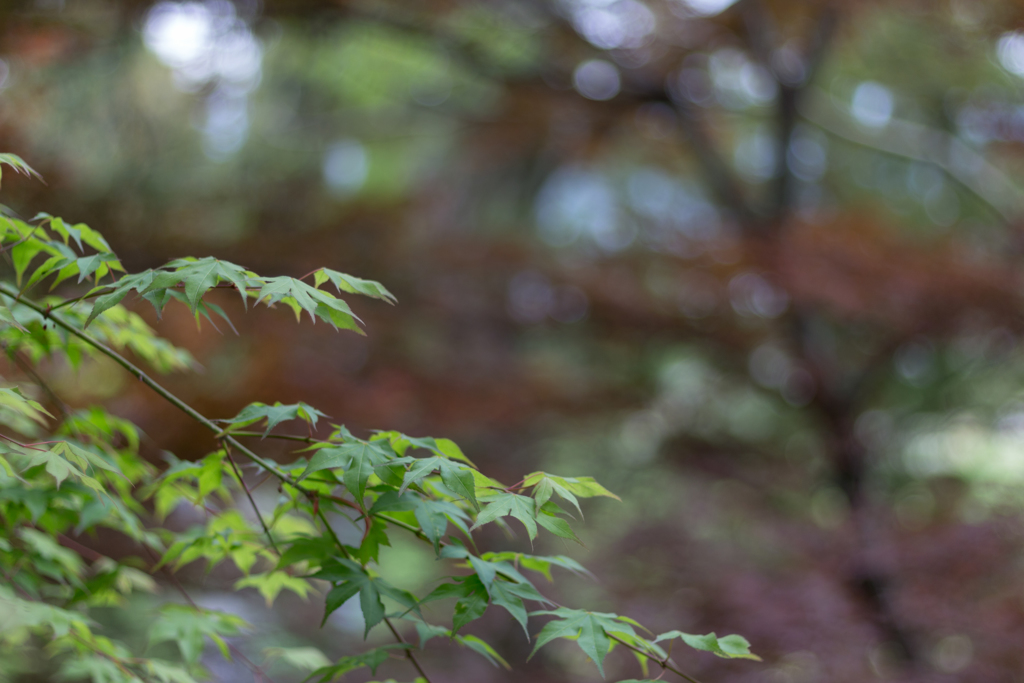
(653, 631, 761, 660)
(312, 268, 397, 304)
(0, 153, 43, 188)
(235, 571, 312, 606)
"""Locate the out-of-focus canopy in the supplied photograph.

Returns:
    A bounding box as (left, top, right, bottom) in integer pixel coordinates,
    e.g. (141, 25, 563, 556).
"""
(5, 1, 1024, 681)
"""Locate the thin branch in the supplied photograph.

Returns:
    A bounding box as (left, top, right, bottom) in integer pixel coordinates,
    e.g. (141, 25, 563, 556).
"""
(47, 282, 261, 313)
(66, 633, 157, 682)
(224, 444, 280, 554)
(47, 286, 116, 312)
(0, 562, 35, 600)
(227, 430, 321, 444)
(324, 493, 361, 512)
(0, 433, 59, 451)
(2, 343, 72, 421)
(799, 87, 1022, 223)
(0, 233, 34, 257)
(384, 616, 434, 683)
(378, 512, 437, 545)
(313, 505, 352, 559)
(55, 532, 106, 563)
(607, 633, 704, 683)
(249, 470, 275, 492)
(0, 284, 288, 481)
(0, 283, 434, 682)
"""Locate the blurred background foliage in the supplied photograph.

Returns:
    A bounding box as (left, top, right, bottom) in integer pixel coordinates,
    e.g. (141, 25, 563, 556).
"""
(5, 0, 1024, 681)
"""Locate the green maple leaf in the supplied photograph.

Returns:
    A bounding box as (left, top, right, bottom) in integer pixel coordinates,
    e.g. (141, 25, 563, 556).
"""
(84, 270, 157, 326)
(148, 605, 246, 664)
(526, 472, 620, 520)
(312, 268, 396, 304)
(367, 493, 467, 555)
(86, 258, 253, 327)
(24, 443, 108, 493)
(452, 585, 489, 635)
(529, 607, 638, 677)
(653, 630, 760, 660)
(0, 387, 53, 427)
(297, 441, 391, 503)
(341, 442, 391, 503)
(480, 552, 592, 582)
(235, 570, 312, 606)
(472, 492, 538, 540)
(411, 500, 447, 553)
(255, 276, 363, 332)
(398, 456, 479, 509)
(275, 536, 338, 571)
(314, 558, 419, 636)
(426, 555, 550, 637)
(146, 257, 252, 313)
(0, 153, 42, 188)
(226, 401, 327, 437)
(415, 623, 511, 670)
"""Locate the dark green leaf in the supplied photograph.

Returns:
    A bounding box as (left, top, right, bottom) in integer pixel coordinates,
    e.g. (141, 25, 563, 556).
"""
(359, 581, 385, 636)
(322, 582, 361, 626)
(469, 556, 498, 596)
(353, 521, 390, 564)
(453, 590, 489, 636)
(414, 500, 449, 555)
(368, 491, 418, 514)
(489, 580, 528, 636)
(399, 456, 444, 494)
(342, 442, 389, 503)
(438, 460, 479, 510)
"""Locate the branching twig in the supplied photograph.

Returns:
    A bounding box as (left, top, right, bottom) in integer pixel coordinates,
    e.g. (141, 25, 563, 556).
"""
(3, 285, 711, 683)
(0, 283, 435, 683)
(0, 433, 59, 451)
(607, 633, 704, 683)
(226, 430, 321, 444)
(384, 616, 434, 683)
(224, 444, 280, 554)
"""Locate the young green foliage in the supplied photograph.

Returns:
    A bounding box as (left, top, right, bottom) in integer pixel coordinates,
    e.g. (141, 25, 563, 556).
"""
(653, 631, 761, 661)
(0, 153, 43, 188)
(0, 155, 758, 683)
